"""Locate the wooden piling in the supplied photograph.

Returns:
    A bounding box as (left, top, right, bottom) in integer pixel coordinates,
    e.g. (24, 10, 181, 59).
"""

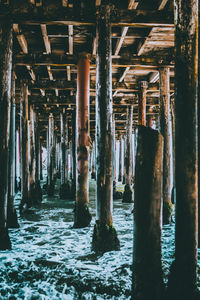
(71, 109, 76, 200)
(133, 125, 164, 300)
(7, 68, 19, 228)
(159, 67, 172, 224)
(167, 1, 199, 299)
(0, 23, 13, 249)
(138, 81, 148, 126)
(19, 81, 30, 211)
(34, 113, 42, 203)
(60, 110, 70, 199)
(92, 5, 119, 252)
(122, 106, 133, 203)
(47, 113, 55, 196)
(74, 52, 92, 228)
(118, 136, 122, 182)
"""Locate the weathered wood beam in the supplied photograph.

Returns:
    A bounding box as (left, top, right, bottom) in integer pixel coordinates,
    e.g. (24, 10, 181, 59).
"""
(137, 0, 169, 56)
(122, 105, 133, 203)
(92, 5, 119, 253)
(138, 81, 148, 125)
(74, 53, 92, 228)
(59, 110, 70, 199)
(41, 24, 51, 54)
(28, 80, 76, 90)
(0, 24, 13, 249)
(133, 126, 164, 300)
(7, 69, 19, 229)
(67, 25, 73, 81)
(0, 5, 174, 27)
(113, 0, 135, 56)
(167, 0, 199, 299)
(13, 24, 28, 53)
(19, 81, 30, 211)
(159, 67, 172, 224)
(15, 53, 174, 67)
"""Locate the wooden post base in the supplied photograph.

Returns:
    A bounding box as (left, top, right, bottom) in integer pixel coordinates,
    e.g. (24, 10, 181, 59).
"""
(122, 184, 133, 203)
(167, 261, 200, 300)
(0, 228, 12, 250)
(29, 182, 42, 205)
(92, 221, 120, 253)
(163, 201, 173, 224)
(47, 183, 55, 196)
(73, 202, 92, 228)
(7, 205, 19, 228)
(59, 182, 71, 199)
(113, 181, 123, 200)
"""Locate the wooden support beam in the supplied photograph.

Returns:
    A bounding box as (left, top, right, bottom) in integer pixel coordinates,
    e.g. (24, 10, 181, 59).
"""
(47, 113, 55, 196)
(41, 24, 51, 54)
(15, 53, 174, 67)
(7, 69, 19, 228)
(67, 25, 73, 81)
(138, 81, 148, 125)
(113, 0, 135, 56)
(60, 110, 70, 199)
(159, 67, 172, 224)
(92, 5, 119, 253)
(74, 53, 92, 228)
(13, 24, 28, 54)
(133, 126, 164, 300)
(19, 81, 30, 211)
(122, 105, 133, 203)
(0, 6, 174, 27)
(137, 0, 169, 56)
(167, 1, 198, 298)
(0, 24, 13, 249)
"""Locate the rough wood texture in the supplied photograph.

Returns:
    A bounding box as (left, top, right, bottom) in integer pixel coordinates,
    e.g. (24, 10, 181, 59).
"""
(71, 110, 76, 200)
(29, 105, 36, 204)
(122, 106, 133, 203)
(60, 111, 70, 199)
(47, 113, 55, 196)
(33, 112, 42, 203)
(118, 136, 123, 182)
(159, 67, 172, 224)
(133, 125, 164, 300)
(92, 5, 119, 252)
(7, 69, 19, 228)
(0, 23, 12, 249)
(19, 81, 30, 212)
(138, 81, 147, 126)
(74, 53, 92, 228)
(167, 1, 199, 299)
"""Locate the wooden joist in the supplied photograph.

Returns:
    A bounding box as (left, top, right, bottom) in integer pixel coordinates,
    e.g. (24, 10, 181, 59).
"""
(0, 5, 174, 27)
(15, 54, 174, 67)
